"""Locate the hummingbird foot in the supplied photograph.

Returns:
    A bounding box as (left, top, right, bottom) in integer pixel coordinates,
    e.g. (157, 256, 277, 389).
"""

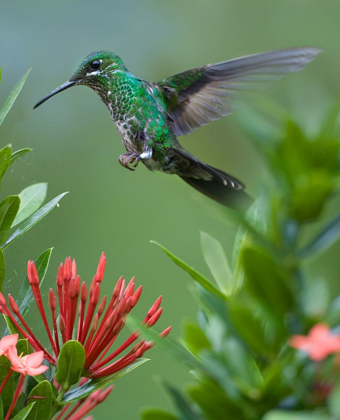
(119, 153, 140, 171)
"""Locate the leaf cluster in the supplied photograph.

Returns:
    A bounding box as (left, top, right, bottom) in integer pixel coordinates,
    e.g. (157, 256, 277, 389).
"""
(142, 107, 340, 420)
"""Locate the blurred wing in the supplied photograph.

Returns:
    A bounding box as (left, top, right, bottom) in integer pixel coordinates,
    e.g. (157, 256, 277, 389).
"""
(156, 47, 322, 136)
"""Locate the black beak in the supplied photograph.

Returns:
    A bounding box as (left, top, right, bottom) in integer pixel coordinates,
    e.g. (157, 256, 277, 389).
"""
(33, 80, 77, 109)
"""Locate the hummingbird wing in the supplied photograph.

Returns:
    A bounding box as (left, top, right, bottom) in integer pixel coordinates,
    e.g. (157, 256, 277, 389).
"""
(156, 47, 322, 136)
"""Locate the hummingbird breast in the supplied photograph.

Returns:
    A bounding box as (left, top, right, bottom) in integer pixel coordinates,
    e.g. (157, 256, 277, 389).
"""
(103, 74, 177, 166)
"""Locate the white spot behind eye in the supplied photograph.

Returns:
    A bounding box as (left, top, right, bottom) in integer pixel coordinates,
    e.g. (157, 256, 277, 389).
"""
(86, 70, 100, 77)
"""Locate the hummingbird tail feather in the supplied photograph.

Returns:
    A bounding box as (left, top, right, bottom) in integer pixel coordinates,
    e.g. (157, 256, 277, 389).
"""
(172, 148, 253, 212)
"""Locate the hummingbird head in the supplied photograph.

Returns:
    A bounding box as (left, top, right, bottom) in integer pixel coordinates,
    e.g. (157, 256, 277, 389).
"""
(33, 51, 127, 109)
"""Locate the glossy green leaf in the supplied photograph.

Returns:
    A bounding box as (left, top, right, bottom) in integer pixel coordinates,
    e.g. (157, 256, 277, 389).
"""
(187, 382, 244, 419)
(10, 149, 32, 166)
(299, 214, 340, 259)
(4, 315, 20, 336)
(141, 409, 178, 420)
(200, 231, 233, 295)
(164, 382, 201, 420)
(242, 247, 294, 319)
(26, 381, 52, 420)
(12, 183, 48, 227)
(62, 358, 148, 403)
(289, 169, 334, 222)
(12, 404, 35, 420)
(0, 196, 20, 244)
(0, 355, 14, 414)
(263, 410, 329, 420)
(3, 192, 68, 249)
(151, 241, 228, 301)
(16, 339, 29, 357)
(0, 396, 3, 420)
(55, 341, 85, 391)
(222, 337, 264, 391)
(0, 146, 12, 181)
(182, 322, 210, 356)
(17, 248, 53, 318)
(229, 304, 273, 356)
(0, 69, 31, 126)
(0, 247, 5, 292)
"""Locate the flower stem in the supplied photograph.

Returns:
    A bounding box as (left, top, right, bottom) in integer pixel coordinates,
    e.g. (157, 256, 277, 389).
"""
(0, 369, 13, 394)
(4, 373, 25, 420)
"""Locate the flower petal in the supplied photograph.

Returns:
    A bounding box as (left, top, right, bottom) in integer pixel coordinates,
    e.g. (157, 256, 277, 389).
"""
(6, 345, 21, 367)
(0, 334, 18, 352)
(24, 351, 45, 368)
(26, 365, 49, 376)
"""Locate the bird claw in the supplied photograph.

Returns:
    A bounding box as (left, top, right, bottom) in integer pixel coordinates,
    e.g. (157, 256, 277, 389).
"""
(119, 153, 140, 171)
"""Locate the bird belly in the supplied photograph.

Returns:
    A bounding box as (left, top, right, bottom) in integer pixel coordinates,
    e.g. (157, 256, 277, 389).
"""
(115, 121, 139, 154)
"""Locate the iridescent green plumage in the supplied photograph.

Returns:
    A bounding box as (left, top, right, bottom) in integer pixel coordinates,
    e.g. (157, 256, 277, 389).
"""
(34, 47, 322, 210)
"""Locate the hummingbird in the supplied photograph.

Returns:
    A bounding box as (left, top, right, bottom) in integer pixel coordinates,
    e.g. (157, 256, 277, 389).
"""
(34, 47, 321, 211)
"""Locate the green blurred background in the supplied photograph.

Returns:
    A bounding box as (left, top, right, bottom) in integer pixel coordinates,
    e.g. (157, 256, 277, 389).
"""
(1, 0, 340, 418)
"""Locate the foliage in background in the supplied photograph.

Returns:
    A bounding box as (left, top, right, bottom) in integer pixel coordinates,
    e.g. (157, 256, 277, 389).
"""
(0, 70, 67, 294)
(141, 107, 340, 419)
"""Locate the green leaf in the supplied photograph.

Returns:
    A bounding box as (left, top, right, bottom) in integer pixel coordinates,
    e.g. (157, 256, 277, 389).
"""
(0, 247, 5, 292)
(12, 404, 35, 420)
(62, 358, 148, 403)
(151, 241, 228, 301)
(200, 231, 233, 295)
(0, 69, 31, 126)
(263, 410, 329, 420)
(0, 355, 14, 414)
(10, 149, 32, 166)
(0, 396, 3, 420)
(0, 196, 20, 244)
(3, 192, 68, 249)
(187, 382, 244, 419)
(164, 382, 202, 420)
(12, 183, 48, 227)
(4, 315, 21, 336)
(55, 341, 85, 391)
(16, 339, 29, 357)
(17, 248, 53, 318)
(182, 322, 210, 356)
(26, 381, 52, 420)
(222, 337, 264, 391)
(289, 169, 334, 223)
(229, 303, 273, 356)
(242, 247, 294, 319)
(299, 214, 340, 259)
(141, 409, 178, 420)
(0, 146, 12, 181)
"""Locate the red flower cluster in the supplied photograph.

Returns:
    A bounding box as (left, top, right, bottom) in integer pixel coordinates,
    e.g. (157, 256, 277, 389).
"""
(0, 253, 170, 379)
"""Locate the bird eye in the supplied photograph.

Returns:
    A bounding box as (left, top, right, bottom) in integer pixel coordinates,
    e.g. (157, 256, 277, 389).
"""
(90, 60, 102, 71)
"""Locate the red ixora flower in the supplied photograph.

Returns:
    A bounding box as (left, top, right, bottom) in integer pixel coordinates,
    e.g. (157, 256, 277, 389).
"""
(289, 323, 340, 361)
(0, 253, 171, 379)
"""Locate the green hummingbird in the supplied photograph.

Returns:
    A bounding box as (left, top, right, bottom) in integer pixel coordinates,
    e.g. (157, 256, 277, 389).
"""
(34, 47, 321, 211)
